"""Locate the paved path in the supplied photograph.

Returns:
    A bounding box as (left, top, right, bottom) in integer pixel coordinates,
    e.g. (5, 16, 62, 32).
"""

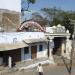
(1, 65, 75, 75)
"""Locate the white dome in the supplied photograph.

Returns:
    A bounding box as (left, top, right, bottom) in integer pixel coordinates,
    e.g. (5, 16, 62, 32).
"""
(57, 24, 62, 27)
(52, 26, 56, 28)
(66, 30, 69, 33)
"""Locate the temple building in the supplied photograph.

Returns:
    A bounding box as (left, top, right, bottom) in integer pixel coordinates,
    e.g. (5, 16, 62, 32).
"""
(0, 20, 72, 69)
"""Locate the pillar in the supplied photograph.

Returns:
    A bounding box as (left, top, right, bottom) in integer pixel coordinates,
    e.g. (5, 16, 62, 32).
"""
(8, 56, 12, 68)
(66, 36, 72, 59)
(48, 37, 55, 64)
(61, 40, 66, 56)
(21, 48, 25, 61)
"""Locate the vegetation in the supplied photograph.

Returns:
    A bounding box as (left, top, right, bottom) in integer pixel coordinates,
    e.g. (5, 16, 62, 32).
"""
(31, 7, 75, 34)
(22, 0, 75, 35)
(31, 12, 48, 27)
(21, 0, 36, 12)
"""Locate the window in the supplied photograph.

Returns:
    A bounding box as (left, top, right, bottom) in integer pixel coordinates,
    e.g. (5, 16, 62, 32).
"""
(39, 45, 43, 51)
(24, 47, 29, 54)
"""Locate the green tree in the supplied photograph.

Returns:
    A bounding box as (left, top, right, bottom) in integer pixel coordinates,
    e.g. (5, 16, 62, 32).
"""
(31, 12, 48, 27)
(27, 0, 36, 10)
(21, 0, 36, 16)
(51, 18, 61, 26)
(41, 7, 75, 34)
(61, 17, 74, 34)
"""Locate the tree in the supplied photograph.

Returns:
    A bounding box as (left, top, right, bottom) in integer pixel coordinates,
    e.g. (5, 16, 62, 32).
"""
(51, 18, 61, 26)
(27, 0, 36, 10)
(61, 17, 74, 35)
(21, 0, 36, 16)
(21, 0, 36, 12)
(41, 7, 75, 34)
(31, 12, 49, 27)
(41, 7, 58, 21)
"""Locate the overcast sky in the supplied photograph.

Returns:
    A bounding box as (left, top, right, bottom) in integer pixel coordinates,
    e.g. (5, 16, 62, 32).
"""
(0, 0, 21, 12)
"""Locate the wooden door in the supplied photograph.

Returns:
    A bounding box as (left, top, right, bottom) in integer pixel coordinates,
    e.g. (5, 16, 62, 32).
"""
(31, 45, 37, 59)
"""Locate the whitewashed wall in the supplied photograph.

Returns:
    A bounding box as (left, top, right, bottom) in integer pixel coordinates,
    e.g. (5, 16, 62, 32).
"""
(24, 45, 31, 61)
(37, 43, 47, 58)
(21, 42, 48, 61)
(21, 48, 25, 61)
(46, 27, 53, 33)
(21, 45, 31, 61)
(0, 32, 45, 44)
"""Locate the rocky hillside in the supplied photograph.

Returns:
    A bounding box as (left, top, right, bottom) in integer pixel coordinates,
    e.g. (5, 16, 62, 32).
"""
(0, 9, 21, 32)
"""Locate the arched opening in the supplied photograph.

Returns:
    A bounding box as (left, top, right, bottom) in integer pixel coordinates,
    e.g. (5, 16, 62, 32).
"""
(17, 21, 45, 32)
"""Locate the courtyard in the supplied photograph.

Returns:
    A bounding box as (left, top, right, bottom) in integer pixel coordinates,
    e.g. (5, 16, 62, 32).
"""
(1, 64, 75, 75)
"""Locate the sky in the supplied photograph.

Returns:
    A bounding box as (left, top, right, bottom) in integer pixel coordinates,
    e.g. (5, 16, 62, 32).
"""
(0, 0, 75, 12)
(0, 0, 21, 12)
(21, 0, 75, 21)
(22, 0, 75, 11)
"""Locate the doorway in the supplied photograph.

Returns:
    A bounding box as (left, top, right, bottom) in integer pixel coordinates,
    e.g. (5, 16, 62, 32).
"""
(53, 37, 63, 55)
(31, 45, 37, 59)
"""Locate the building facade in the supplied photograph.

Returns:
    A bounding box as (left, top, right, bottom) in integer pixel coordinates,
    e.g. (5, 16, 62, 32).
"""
(0, 21, 72, 68)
